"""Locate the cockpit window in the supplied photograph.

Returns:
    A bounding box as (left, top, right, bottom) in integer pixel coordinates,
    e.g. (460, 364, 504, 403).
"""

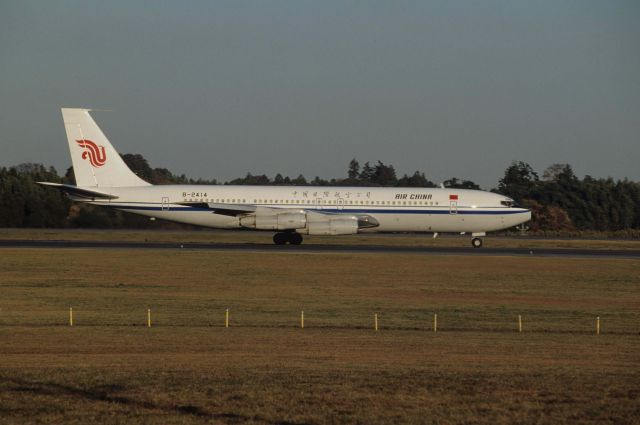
(500, 200, 514, 207)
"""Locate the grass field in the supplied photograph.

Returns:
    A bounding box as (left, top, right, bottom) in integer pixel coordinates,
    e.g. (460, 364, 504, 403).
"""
(1, 247, 639, 424)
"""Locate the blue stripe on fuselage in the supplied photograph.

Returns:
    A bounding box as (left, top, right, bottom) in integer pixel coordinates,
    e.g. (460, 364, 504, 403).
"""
(107, 204, 529, 215)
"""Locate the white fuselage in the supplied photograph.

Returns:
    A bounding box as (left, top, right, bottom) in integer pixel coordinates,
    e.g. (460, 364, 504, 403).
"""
(87, 185, 531, 233)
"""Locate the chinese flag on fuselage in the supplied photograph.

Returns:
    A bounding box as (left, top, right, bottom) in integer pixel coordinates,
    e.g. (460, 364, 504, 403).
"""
(449, 194, 458, 200)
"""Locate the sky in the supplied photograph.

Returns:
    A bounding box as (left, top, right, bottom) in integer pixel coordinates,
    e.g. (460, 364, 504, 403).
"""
(1, 0, 639, 189)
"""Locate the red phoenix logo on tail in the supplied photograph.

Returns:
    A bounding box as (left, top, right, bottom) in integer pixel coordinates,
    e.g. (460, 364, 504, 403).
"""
(76, 139, 106, 167)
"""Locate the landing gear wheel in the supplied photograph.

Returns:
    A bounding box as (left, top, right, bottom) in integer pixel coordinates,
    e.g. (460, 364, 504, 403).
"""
(273, 233, 288, 245)
(471, 237, 483, 248)
(273, 232, 303, 245)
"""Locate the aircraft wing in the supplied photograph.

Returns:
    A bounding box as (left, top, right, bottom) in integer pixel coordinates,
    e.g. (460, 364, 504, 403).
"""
(176, 202, 257, 216)
(37, 182, 118, 200)
(177, 202, 378, 227)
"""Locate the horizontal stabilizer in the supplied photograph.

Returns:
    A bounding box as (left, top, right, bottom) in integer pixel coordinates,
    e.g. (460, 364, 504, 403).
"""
(37, 182, 118, 200)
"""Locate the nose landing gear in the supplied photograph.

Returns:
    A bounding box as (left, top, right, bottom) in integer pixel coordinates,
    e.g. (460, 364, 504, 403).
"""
(273, 232, 303, 245)
(471, 237, 483, 248)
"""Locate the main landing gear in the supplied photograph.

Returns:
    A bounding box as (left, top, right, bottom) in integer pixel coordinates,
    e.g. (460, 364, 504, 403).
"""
(471, 237, 483, 248)
(273, 232, 303, 245)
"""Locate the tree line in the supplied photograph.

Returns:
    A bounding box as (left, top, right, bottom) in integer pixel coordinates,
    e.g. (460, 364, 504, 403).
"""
(1, 154, 639, 233)
(497, 162, 640, 232)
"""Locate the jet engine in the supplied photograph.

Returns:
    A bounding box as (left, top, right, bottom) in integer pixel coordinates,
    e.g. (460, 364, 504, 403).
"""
(304, 216, 359, 235)
(239, 210, 306, 230)
(239, 209, 376, 235)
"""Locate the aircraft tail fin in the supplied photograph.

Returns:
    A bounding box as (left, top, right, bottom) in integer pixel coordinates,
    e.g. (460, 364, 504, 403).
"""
(61, 108, 151, 188)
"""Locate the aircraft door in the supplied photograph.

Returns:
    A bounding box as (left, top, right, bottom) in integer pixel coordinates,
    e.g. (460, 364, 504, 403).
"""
(162, 196, 170, 211)
(315, 198, 324, 210)
(337, 198, 344, 211)
(449, 201, 457, 214)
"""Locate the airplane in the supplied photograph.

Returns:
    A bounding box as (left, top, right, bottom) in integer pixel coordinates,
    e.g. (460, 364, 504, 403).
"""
(39, 108, 531, 247)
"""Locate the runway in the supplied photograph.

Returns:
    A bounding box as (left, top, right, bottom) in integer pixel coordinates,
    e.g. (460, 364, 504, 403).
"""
(1, 239, 639, 258)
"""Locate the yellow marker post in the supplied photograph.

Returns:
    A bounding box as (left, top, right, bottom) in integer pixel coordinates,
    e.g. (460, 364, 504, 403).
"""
(69, 307, 73, 327)
(433, 313, 437, 333)
(225, 308, 229, 328)
(518, 315, 522, 333)
(147, 308, 151, 328)
(374, 313, 378, 331)
(301, 311, 304, 329)
(596, 316, 600, 335)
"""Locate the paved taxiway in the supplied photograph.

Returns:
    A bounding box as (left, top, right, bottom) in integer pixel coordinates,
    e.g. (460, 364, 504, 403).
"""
(0, 239, 638, 258)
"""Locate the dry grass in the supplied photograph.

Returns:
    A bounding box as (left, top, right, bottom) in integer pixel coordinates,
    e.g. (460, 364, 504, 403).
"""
(0, 248, 639, 424)
(2, 227, 640, 250)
